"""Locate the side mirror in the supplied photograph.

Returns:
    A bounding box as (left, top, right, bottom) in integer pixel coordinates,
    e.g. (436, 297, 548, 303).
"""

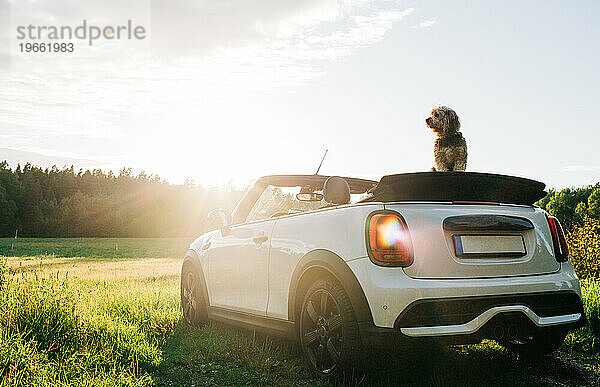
(208, 209, 230, 233)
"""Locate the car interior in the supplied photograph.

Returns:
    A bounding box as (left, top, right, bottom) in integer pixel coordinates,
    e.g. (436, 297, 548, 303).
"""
(232, 175, 377, 224)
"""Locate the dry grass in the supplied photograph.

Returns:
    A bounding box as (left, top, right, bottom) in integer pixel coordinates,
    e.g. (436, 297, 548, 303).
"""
(6, 256, 181, 281)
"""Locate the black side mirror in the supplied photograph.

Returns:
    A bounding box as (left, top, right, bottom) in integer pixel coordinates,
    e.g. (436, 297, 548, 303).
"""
(208, 209, 230, 234)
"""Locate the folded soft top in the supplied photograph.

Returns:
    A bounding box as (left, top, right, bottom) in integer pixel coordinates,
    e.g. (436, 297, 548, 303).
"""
(364, 172, 546, 205)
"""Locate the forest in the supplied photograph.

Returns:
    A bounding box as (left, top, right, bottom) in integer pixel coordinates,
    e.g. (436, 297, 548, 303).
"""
(0, 161, 243, 237)
(536, 183, 600, 229)
(0, 160, 598, 237)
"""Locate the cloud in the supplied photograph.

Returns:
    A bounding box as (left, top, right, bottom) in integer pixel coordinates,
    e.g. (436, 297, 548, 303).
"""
(292, 8, 415, 59)
(412, 19, 436, 28)
(0, 0, 416, 156)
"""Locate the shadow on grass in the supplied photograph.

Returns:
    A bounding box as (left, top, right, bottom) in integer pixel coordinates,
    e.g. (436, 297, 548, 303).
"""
(150, 320, 599, 387)
(150, 320, 317, 386)
(353, 341, 598, 386)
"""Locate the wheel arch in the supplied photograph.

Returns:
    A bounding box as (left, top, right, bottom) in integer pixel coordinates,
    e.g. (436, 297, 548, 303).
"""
(181, 249, 209, 306)
(288, 249, 373, 326)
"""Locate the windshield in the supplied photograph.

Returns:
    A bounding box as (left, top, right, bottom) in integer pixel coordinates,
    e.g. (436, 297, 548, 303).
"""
(246, 185, 369, 222)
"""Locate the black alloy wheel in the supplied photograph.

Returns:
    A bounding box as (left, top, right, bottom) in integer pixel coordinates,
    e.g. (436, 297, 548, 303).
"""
(181, 263, 207, 326)
(299, 276, 360, 377)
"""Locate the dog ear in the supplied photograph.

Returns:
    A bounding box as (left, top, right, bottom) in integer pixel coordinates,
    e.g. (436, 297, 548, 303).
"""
(449, 110, 460, 132)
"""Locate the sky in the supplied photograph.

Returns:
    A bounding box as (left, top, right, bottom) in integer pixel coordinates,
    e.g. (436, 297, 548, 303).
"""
(0, 0, 599, 190)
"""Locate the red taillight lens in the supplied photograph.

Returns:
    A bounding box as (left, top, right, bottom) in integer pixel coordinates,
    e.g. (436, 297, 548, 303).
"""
(546, 215, 569, 262)
(367, 213, 413, 267)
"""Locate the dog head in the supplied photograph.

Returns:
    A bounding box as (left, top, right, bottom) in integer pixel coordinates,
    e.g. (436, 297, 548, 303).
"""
(426, 105, 460, 136)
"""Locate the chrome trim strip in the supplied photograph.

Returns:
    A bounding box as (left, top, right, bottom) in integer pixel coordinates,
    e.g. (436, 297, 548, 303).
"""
(400, 305, 582, 337)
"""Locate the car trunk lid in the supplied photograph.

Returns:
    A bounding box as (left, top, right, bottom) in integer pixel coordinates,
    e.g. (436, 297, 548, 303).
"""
(383, 203, 560, 279)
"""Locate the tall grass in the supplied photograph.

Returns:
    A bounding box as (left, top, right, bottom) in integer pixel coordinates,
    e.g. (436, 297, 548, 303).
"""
(0, 261, 312, 386)
(583, 280, 600, 345)
(0, 261, 173, 386)
(567, 280, 600, 352)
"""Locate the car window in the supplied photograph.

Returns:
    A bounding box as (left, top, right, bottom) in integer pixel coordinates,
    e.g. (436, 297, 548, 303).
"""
(246, 185, 326, 222)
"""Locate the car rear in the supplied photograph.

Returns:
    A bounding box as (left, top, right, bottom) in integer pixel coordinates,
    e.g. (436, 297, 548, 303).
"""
(383, 203, 560, 279)
(350, 173, 586, 348)
(351, 202, 585, 346)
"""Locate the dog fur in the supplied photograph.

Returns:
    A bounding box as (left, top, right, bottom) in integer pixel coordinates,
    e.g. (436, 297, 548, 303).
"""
(426, 105, 467, 172)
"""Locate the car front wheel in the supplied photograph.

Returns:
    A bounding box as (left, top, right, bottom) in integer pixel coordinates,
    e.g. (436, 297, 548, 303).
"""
(299, 275, 361, 377)
(181, 263, 207, 326)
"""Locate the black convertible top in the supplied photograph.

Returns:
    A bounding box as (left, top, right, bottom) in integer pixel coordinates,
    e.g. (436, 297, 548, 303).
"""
(364, 172, 546, 205)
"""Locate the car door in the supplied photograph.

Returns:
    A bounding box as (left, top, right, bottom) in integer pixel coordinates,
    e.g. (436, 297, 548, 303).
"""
(206, 219, 274, 315)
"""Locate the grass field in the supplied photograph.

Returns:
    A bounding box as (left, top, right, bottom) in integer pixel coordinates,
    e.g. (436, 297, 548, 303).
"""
(1, 238, 599, 386)
(0, 238, 192, 259)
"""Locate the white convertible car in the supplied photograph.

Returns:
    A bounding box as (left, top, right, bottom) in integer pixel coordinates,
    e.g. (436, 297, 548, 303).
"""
(180, 172, 585, 376)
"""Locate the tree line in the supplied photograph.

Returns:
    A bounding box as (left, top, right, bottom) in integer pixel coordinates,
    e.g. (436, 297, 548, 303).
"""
(536, 183, 600, 230)
(0, 159, 598, 237)
(0, 161, 243, 237)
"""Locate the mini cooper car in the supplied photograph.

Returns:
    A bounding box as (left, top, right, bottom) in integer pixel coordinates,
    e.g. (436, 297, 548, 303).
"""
(180, 172, 586, 376)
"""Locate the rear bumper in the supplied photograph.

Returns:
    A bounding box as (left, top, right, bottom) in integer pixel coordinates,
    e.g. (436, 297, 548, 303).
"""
(396, 290, 584, 332)
(360, 312, 585, 347)
(400, 305, 582, 337)
(358, 291, 586, 346)
(347, 258, 585, 343)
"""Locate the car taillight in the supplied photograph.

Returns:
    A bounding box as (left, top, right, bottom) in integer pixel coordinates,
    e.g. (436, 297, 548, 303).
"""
(367, 212, 413, 267)
(546, 215, 569, 262)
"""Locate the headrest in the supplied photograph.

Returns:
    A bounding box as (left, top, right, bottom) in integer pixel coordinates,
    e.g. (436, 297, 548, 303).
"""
(323, 176, 351, 205)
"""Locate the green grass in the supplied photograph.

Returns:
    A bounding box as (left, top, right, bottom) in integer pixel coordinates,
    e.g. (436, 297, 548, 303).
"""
(0, 238, 192, 259)
(0, 271, 314, 386)
(1, 239, 599, 386)
(565, 279, 600, 353)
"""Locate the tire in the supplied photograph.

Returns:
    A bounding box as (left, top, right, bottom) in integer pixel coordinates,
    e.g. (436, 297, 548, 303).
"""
(501, 329, 567, 358)
(181, 262, 208, 326)
(298, 275, 361, 378)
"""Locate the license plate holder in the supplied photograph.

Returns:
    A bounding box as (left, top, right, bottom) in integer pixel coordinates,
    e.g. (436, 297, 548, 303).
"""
(453, 234, 526, 258)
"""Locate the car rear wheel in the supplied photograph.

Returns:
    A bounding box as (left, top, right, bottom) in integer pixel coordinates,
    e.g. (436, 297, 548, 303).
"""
(299, 275, 361, 377)
(501, 329, 567, 358)
(181, 263, 207, 326)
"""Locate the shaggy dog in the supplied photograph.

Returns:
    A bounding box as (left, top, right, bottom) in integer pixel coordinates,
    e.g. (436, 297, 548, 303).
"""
(426, 105, 467, 171)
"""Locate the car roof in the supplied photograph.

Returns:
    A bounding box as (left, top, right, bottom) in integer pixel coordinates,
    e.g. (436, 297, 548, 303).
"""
(257, 174, 377, 194)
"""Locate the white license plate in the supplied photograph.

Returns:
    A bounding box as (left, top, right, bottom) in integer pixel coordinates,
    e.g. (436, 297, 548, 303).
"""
(453, 235, 526, 258)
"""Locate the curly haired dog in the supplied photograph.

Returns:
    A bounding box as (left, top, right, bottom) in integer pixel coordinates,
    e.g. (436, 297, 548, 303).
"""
(426, 105, 467, 171)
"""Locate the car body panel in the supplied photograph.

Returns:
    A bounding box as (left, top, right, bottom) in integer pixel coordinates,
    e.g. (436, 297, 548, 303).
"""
(382, 203, 560, 279)
(347, 257, 581, 328)
(267, 203, 382, 319)
(204, 220, 275, 315)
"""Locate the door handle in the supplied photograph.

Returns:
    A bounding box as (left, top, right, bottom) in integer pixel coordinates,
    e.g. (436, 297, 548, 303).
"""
(252, 236, 268, 244)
